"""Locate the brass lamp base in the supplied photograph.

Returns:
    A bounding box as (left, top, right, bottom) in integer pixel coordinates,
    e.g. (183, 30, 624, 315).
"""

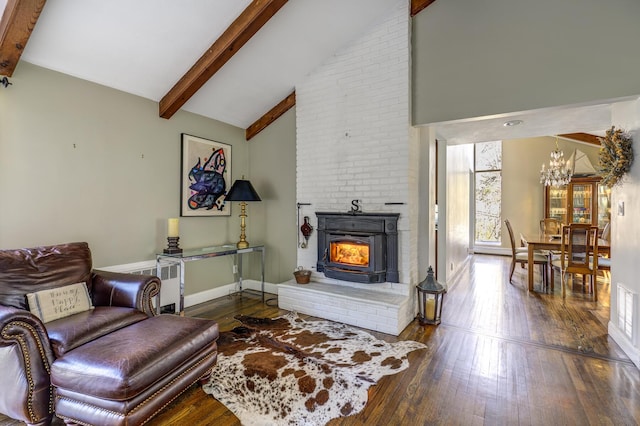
(235, 201, 250, 249)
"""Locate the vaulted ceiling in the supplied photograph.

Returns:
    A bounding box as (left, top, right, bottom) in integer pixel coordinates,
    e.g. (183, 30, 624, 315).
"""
(0, 0, 616, 144)
(1, 0, 422, 139)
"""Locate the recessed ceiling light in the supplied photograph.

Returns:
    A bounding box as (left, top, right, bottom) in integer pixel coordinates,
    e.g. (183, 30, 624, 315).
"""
(503, 119, 523, 127)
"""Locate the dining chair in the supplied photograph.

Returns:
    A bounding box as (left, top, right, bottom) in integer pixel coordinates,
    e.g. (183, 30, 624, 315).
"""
(596, 256, 611, 285)
(601, 222, 611, 242)
(540, 218, 562, 235)
(539, 217, 563, 286)
(505, 219, 549, 287)
(551, 223, 599, 301)
(596, 222, 611, 283)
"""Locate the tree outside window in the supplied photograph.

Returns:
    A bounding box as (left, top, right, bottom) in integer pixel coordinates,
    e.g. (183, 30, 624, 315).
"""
(475, 141, 502, 243)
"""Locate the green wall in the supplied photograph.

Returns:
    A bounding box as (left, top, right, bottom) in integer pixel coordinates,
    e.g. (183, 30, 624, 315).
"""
(247, 108, 297, 284)
(0, 62, 248, 294)
(412, 0, 640, 125)
(0, 61, 297, 293)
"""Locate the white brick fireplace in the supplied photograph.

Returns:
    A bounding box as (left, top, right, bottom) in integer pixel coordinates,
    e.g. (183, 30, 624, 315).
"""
(278, 0, 419, 336)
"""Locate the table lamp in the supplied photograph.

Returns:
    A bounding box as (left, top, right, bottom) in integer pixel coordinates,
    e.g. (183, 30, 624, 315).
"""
(225, 178, 261, 249)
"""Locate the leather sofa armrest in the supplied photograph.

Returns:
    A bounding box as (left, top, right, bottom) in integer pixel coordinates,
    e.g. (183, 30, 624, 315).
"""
(0, 305, 55, 424)
(0, 305, 54, 362)
(91, 270, 161, 317)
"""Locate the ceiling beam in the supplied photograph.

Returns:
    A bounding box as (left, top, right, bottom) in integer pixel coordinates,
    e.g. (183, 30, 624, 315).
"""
(558, 133, 602, 146)
(411, 0, 437, 17)
(159, 0, 288, 119)
(0, 0, 47, 77)
(245, 91, 295, 140)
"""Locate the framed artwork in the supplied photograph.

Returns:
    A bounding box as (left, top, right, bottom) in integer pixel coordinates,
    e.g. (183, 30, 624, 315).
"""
(181, 133, 231, 216)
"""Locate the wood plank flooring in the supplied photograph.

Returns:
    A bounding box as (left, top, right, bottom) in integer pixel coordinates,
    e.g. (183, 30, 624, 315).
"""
(1, 254, 638, 425)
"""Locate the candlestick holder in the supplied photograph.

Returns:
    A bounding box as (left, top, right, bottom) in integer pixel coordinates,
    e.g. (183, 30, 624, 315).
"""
(163, 237, 183, 254)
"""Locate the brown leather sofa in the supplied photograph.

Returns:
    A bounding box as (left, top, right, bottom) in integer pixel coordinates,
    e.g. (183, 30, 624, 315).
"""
(0, 242, 219, 426)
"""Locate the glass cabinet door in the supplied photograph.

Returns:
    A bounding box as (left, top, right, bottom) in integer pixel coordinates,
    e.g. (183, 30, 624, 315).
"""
(547, 187, 567, 223)
(545, 178, 605, 227)
(597, 185, 611, 229)
(571, 183, 593, 224)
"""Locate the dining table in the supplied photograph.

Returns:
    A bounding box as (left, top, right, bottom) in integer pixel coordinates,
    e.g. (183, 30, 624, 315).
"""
(521, 233, 611, 292)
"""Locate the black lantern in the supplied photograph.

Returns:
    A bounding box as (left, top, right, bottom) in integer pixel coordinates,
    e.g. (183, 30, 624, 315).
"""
(416, 266, 445, 325)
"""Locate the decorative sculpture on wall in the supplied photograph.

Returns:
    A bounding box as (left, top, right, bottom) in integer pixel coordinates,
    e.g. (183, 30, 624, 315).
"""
(297, 202, 312, 248)
(300, 216, 313, 248)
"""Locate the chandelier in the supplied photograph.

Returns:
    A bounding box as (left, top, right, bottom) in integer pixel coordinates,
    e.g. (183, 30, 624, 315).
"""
(540, 138, 572, 186)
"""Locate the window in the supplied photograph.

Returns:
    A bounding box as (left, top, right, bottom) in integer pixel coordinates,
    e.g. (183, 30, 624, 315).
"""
(475, 141, 502, 243)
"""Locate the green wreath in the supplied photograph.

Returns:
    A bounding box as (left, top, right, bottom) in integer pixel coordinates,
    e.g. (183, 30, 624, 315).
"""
(598, 126, 634, 188)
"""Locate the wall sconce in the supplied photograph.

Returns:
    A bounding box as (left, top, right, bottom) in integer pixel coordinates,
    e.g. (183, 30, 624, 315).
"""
(225, 178, 261, 249)
(416, 266, 445, 325)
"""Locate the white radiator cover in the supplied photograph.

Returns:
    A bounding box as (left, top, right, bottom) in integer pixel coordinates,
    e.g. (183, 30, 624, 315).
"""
(96, 260, 180, 314)
(617, 284, 637, 343)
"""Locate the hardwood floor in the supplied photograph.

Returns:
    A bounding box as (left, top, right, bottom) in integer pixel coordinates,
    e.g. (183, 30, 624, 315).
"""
(2, 254, 639, 425)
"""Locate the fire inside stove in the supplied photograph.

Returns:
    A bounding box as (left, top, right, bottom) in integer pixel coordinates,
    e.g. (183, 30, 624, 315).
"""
(330, 241, 370, 267)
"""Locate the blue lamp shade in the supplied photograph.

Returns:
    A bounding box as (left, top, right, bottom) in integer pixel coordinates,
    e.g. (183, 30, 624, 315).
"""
(225, 179, 261, 202)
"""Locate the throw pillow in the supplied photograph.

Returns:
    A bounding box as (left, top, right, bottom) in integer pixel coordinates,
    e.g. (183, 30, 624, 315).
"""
(27, 282, 94, 323)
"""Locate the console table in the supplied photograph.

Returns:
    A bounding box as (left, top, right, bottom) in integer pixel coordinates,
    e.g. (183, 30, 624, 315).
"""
(156, 244, 265, 315)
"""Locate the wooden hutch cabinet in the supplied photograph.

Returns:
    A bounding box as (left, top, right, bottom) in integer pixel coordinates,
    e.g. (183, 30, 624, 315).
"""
(544, 176, 611, 229)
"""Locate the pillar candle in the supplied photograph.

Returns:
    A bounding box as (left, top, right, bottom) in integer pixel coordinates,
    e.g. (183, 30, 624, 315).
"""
(425, 297, 435, 319)
(168, 218, 179, 237)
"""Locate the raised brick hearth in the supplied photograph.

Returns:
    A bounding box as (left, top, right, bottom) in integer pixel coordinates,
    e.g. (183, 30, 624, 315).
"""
(278, 277, 413, 336)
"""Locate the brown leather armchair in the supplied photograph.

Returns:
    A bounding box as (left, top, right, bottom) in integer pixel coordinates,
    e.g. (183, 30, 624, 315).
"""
(0, 242, 219, 426)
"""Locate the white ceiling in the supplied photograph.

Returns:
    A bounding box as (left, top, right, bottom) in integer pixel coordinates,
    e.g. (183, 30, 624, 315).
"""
(19, 0, 399, 129)
(13, 0, 634, 142)
(431, 100, 620, 145)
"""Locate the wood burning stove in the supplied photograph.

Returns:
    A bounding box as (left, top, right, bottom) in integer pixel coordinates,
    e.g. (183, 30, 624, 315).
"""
(316, 212, 399, 283)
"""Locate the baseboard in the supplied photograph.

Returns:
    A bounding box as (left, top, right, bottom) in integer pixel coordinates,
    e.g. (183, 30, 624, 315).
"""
(183, 279, 278, 308)
(608, 321, 640, 369)
(472, 246, 511, 256)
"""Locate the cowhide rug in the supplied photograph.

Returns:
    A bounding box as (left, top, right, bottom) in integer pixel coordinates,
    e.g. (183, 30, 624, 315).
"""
(202, 312, 426, 426)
